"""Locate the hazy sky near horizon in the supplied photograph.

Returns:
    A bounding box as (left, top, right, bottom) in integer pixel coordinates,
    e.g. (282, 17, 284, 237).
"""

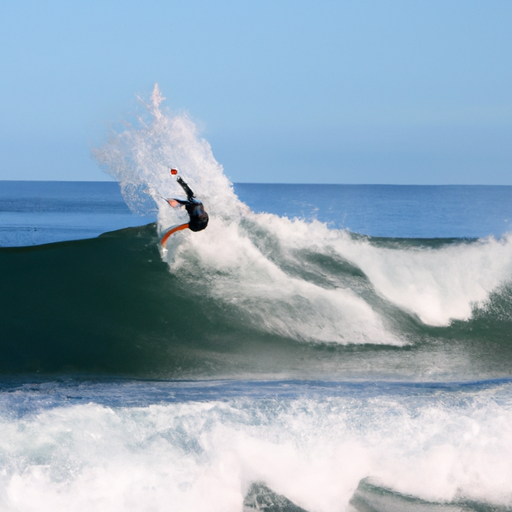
(1, 0, 511, 184)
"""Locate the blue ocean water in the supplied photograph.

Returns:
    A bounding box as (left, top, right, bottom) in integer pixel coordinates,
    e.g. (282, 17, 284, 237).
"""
(3, 181, 512, 247)
(0, 181, 154, 247)
(1, 95, 512, 511)
(235, 183, 512, 239)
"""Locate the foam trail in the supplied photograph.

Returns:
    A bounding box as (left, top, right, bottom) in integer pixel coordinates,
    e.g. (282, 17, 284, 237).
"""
(169, 215, 400, 345)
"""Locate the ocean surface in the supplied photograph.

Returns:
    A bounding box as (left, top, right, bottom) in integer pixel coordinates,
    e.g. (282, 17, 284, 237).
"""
(1, 99, 512, 511)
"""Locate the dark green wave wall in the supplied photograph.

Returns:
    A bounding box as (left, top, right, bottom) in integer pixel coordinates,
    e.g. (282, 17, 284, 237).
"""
(1, 224, 511, 380)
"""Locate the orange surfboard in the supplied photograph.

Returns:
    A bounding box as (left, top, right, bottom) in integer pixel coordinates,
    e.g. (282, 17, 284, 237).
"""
(161, 223, 189, 246)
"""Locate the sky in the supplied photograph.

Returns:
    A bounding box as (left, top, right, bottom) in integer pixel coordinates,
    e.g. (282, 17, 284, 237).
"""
(0, 0, 511, 184)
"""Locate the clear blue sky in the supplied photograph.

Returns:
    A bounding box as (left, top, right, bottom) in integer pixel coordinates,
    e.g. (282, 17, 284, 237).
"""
(1, 0, 511, 184)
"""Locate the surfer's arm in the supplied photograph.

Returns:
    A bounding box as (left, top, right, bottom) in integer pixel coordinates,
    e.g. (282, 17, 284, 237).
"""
(176, 176, 195, 201)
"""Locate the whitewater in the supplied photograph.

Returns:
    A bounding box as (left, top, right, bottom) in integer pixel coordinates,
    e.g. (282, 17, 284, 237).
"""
(1, 85, 512, 511)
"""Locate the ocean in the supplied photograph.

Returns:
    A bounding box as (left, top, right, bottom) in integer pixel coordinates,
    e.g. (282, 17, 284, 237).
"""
(1, 97, 512, 511)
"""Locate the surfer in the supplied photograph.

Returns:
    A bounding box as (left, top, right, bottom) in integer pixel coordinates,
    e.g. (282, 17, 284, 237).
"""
(161, 168, 209, 246)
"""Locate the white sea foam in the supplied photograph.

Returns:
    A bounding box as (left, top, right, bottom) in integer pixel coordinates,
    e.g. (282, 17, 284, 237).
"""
(1, 383, 511, 511)
(238, 213, 512, 327)
(93, 84, 512, 344)
(335, 234, 512, 326)
(167, 215, 401, 345)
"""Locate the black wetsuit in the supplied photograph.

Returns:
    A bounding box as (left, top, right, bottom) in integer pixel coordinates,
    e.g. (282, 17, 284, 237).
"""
(175, 176, 209, 232)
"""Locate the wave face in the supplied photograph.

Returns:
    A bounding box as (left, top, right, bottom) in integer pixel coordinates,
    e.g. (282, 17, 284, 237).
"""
(1, 219, 512, 379)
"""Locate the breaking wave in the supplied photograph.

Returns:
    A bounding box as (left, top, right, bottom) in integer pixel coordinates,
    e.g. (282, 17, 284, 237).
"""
(2, 85, 512, 378)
